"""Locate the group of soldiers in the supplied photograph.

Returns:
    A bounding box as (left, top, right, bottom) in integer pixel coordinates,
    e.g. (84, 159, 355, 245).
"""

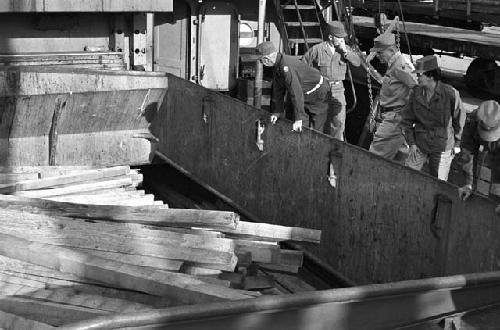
(256, 21, 500, 210)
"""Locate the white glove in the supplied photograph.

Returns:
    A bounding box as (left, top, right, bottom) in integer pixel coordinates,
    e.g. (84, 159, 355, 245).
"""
(458, 184, 473, 201)
(453, 147, 461, 155)
(270, 115, 279, 125)
(292, 120, 303, 132)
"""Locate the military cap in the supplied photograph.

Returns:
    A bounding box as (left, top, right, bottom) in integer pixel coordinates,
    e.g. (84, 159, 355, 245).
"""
(370, 33, 396, 52)
(477, 100, 500, 142)
(256, 41, 277, 56)
(327, 21, 347, 38)
(414, 55, 439, 74)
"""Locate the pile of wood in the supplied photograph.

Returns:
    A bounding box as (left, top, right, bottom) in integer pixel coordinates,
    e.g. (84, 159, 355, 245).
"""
(0, 52, 126, 70)
(0, 166, 321, 328)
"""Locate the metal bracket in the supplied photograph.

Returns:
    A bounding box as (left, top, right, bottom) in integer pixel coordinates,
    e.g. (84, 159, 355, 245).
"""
(256, 120, 265, 152)
(328, 162, 337, 188)
(202, 96, 215, 124)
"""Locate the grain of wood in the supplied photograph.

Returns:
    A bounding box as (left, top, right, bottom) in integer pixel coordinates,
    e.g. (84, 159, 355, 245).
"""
(0, 166, 130, 194)
(0, 195, 237, 229)
(226, 221, 321, 243)
(15, 177, 134, 198)
(0, 233, 255, 304)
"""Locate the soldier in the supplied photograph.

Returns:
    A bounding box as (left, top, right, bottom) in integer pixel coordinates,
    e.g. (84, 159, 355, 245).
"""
(303, 21, 361, 141)
(256, 41, 329, 132)
(368, 33, 417, 160)
(458, 100, 500, 213)
(400, 55, 466, 181)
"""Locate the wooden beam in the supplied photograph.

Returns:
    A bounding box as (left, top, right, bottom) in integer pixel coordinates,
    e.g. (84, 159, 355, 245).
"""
(0, 233, 255, 304)
(15, 177, 135, 198)
(0, 166, 130, 194)
(0, 210, 237, 267)
(0, 195, 238, 230)
(225, 221, 321, 243)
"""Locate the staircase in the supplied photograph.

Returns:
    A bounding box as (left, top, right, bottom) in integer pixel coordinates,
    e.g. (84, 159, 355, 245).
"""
(274, 0, 325, 56)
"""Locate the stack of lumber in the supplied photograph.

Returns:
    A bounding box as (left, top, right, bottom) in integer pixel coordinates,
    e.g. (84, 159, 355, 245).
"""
(0, 52, 126, 70)
(0, 165, 321, 328)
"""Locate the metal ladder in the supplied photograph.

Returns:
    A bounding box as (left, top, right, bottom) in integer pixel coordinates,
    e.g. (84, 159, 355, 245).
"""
(274, 0, 324, 55)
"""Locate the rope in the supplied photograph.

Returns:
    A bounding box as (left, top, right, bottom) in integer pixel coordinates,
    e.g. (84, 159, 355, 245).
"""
(396, 0, 414, 64)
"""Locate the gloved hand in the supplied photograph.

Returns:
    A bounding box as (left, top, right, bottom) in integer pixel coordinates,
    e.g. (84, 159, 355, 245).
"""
(292, 120, 303, 132)
(458, 184, 473, 201)
(453, 146, 461, 155)
(270, 114, 279, 125)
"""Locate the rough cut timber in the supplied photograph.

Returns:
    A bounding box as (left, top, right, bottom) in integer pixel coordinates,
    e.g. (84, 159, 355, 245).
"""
(0, 210, 237, 267)
(0, 233, 255, 304)
(225, 221, 321, 243)
(0, 166, 130, 194)
(0, 195, 239, 230)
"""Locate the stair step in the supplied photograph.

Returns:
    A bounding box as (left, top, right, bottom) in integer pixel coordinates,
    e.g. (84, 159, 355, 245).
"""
(282, 5, 315, 10)
(288, 38, 323, 44)
(285, 22, 320, 27)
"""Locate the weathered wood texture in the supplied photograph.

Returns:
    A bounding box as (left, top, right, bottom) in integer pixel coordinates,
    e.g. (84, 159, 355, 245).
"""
(353, 16, 500, 61)
(157, 75, 500, 284)
(0, 0, 173, 12)
(0, 68, 167, 166)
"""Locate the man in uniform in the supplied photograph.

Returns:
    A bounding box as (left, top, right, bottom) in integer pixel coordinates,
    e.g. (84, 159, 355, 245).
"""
(458, 100, 500, 213)
(256, 41, 329, 132)
(303, 21, 361, 140)
(400, 55, 466, 181)
(368, 33, 417, 160)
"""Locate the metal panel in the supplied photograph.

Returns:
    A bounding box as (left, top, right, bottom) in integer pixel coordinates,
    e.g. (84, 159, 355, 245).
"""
(199, 2, 239, 91)
(156, 75, 500, 285)
(0, 0, 173, 12)
(154, 1, 189, 78)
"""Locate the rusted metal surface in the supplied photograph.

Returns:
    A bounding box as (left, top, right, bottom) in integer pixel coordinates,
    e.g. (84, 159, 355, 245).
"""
(155, 75, 499, 284)
(61, 271, 500, 329)
(0, 67, 168, 166)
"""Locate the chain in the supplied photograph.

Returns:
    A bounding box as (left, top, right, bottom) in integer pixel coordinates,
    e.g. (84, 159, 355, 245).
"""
(395, 23, 401, 51)
(367, 69, 376, 132)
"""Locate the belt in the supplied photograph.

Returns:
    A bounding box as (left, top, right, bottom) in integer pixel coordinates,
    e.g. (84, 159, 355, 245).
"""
(305, 76, 324, 95)
(380, 105, 403, 113)
(329, 80, 342, 86)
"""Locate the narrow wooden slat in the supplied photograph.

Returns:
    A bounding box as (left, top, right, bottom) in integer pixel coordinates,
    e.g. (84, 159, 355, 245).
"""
(0, 233, 255, 304)
(225, 221, 321, 243)
(0, 211, 236, 267)
(15, 177, 135, 198)
(0, 166, 130, 194)
(0, 195, 238, 230)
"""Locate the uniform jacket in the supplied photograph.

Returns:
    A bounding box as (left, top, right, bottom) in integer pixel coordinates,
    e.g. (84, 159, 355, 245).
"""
(302, 42, 361, 82)
(401, 81, 466, 154)
(379, 52, 416, 108)
(271, 53, 324, 121)
(460, 110, 500, 186)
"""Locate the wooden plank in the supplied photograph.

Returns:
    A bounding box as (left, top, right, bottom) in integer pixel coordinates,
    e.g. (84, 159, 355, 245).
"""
(243, 275, 275, 290)
(21, 288, 151, 313)
(0, 233, 255, 304)
(0, 310, 54, 330)
(74, 249, 183, 272)
(0, 195, 238, 230)
(257, 263, 300, 274)
(226, 221, 321, 243)
(0, 261, 174, 308)
(0, 166, 130, 193)
(0, 210, 237, 267)
(15, 177, 135, 198)
(0, 296, 107, 326)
